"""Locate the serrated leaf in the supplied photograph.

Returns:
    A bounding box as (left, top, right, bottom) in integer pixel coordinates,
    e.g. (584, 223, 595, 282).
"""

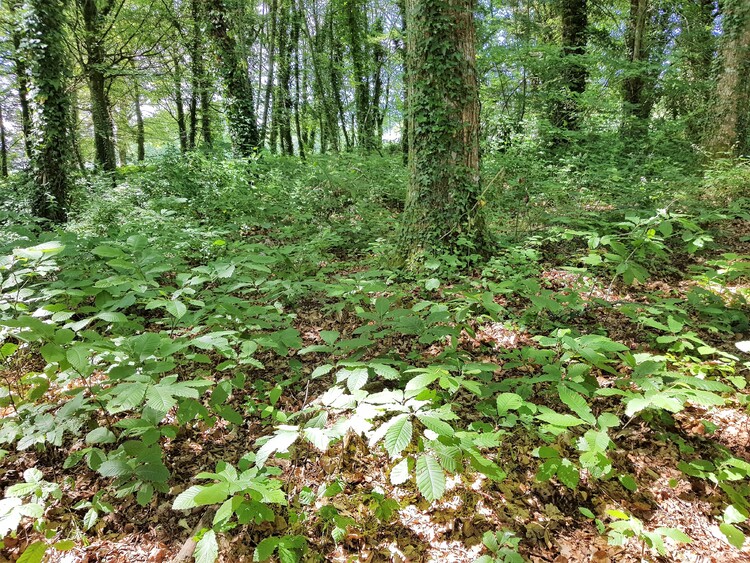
(558, 384, 596, 425)
(173, 486, 203, 510)
(536, 412, 586, 427)
(496, 393, 524, 414)
(557, 459, 580, 489)
(66, 346, 90, 372)
(384, 415, 412, 458)
(415, 455, 445, 502)
(194, 529, 219, 563)
(165, 300, 187, 319)
(618, 474, 638, 491)
(417, 414, 453, 436)
(255, 429, 299, 468)
(303, 427, 330, 451)
(405, 370, 441, 392)
(391, 458, 410, 485)
(97, 460, 132, 478)
(346, 368, 368, 393)
(194, 483, 230, 506)
(145, 386, 177, 413)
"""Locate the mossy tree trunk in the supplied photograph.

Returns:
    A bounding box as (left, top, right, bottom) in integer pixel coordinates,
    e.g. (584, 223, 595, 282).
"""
(550, 0, 588, 134)
(621, 0, 650, 139)
(28, 0, 72, 223)
(78, 0, 117, 173)
(208, 0, 260, 157)
(707, 0, 750, 155)
(398, 0, 490, 262)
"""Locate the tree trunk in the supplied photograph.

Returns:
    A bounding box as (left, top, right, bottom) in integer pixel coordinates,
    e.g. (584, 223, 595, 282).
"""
(371, 18, 386, 149)
(621, 0, 650, 139)
(293, 1, 306, 159)
(208, 0, 260, 157)
(173, 56, 189, 153)
(29, 0, 72, 223)
(260, 0, 278, 147)
(8, 0, 33, 160)
(135, 79, 145, 161)
(707, 0, 750, 155)
(0, 103, 7, 177)
(345, 0, 373, 150)
(79, 0, 117, 172)
(277, 0, 294, 155)
(398, 0, 489, 261)
(550, 0, 587, 134)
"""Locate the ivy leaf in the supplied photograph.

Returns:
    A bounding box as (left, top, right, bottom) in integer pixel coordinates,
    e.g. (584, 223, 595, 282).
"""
(415, 454, 445, 502)
(384, 415, 412, 458)
(194, 529, 219, 563)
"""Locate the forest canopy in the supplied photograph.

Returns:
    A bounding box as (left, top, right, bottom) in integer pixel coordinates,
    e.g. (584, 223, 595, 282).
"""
(1, 0, 750, 561)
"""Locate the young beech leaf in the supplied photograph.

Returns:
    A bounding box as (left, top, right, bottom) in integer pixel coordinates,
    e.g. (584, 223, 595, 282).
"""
(416, 454, 445, 502)
(384, 415, 412, 458)
(391, 458, 410, 485)
(194, 529, 219, 563)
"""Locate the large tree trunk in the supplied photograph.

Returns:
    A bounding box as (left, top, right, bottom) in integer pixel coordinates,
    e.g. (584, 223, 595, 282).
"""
(344, 0, 373, 150)
(29, 0, 72, 223)
(398, 0, 489, 261)
(208, 0, 260, 157)
(277, 0, 294, 155)
(189, 0, 213, 148)
(550, 0, 587, 134)
(8, 0, 33, 160)
(79, 0, 117, 172)
(707, 0, 750, 155)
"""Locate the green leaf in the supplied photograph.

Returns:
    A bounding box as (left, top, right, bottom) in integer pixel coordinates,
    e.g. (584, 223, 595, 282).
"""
(165, 300, 187, 320)
(85, 427, 116, 445)
(255, 537, 280, 561)
(194, 529, 219, 563)
(173, 486, 203, 510)
(618, 474, 638, 492)
(417, 414, 453, 436)
(496, 393, 524, 415)
(415, 454, 445, 502)
(97, 460, 132, 478)
(720, 523, 745, 549)
(536, 412, 586, 427)
(557, 459, 580, 489)
(18, 541, 46, 563)
(193, 483, 230, 506)
(391, 458, 410, 485)
(557, 384, 596, 425)
(384, 416, 412, 458)
(405, 370, 441, 393)
(66, 346, 90, 372)
(655, 527, 691, 543)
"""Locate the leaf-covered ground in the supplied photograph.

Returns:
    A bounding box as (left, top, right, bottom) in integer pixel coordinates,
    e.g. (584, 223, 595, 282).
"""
(1, 154, 750, 562)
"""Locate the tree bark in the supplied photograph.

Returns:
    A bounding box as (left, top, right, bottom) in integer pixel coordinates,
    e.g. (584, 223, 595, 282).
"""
(134, 79, 145, 161)
(398, 0, 489, 261)
(173, 56, 189, 153)
(78, 0, 117, 172)
(260, 0, 279, 147)
(550, 0, 587, 134)
(621, 0, 651, 139)
(0, 103, 7, 177)
(707, 0, 750, 155)
(344, 0, 373, 150)
(8, 0, 33, 160)
(29, 0, 73, 223)
(208, 0, 260, 156)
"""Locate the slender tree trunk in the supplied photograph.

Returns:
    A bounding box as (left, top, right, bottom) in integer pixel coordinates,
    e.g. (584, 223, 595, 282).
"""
(707, 0, 750, 155)
(293, 1, 306, 159)
(550, 0, 588, 134)
(70, 89, 86, 173)
(398, 0, 489, 261)
(208, 0, 260, 156)
(277, 0, 294, 155)
(371, 18, 386, 149)
(29, 0, 72, 223)
(79, 0, 117, 172)
(0, 103, 7, 177)
(134, 80, 145, 161)
(260, 0, 278, 147)
(8, 8, 33, 160)
(173, 56, 189, 153)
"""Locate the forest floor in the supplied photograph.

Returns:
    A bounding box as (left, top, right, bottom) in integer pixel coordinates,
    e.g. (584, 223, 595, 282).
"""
(2, 155, 750, 563)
